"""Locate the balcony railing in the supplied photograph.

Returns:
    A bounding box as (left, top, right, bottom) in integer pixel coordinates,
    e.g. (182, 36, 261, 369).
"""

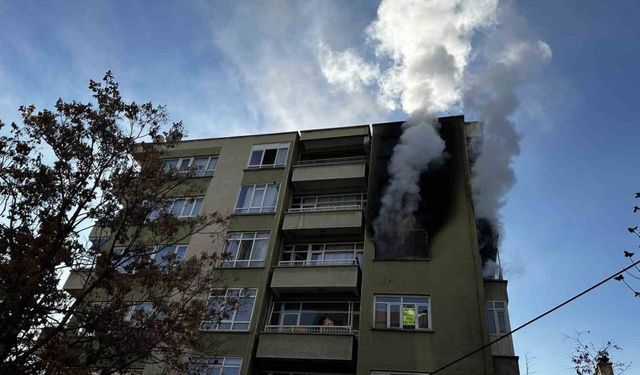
(289, 194, 367, 213)
(295, 156, 367, 167)
(278, 259, 359, 267)
(264, 325, 352, 335)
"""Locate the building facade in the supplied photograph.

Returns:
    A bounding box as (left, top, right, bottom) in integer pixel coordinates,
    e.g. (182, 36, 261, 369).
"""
(64, 116, 519, 375)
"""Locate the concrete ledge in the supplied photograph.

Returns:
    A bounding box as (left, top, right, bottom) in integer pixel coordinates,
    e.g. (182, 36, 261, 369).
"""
(484, 279, 508, 302)
(62, 270, 91, 296)
(256, 333, 354, 361)
(292, 163, 366, 191)
(271, 265, 360, 296)
(282, 210, 363, 237)
(493, 355, 520, 375)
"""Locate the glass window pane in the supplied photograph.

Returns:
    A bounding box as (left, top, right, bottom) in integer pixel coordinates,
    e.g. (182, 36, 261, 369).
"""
(176, 246, 187, 262)
(224, 358, 242, 366)
(402, 304, 416, 329)
(235, 186, 252, 212)
(282, 314, 298, 325)
(402, 296, 429, 304)
(269, 312, 281, 325)
(389, 304, 401, 328)
(225, 240, 239, 260)
(299, 312, 320, 325)
(250, 188, 264, 211)
(193, 157, 209, 176)
(486, 310, 497, 334)
(376, 296, 401, 303)
(249, 150, 262, 166)
(262, 149, 277, 165)
(235, 298, 254, 321)
(275, 147, 288, 165)
(222, 367, 240, 375)
(182, 199, 195, 217)
(171, 199, 185, 216)
(191, 198, 204, 216)
(207, 157, 217, 170)
(237, 240, 253, 261)
(263, 184, 278, 210)
(497, 311, 507, 333)
(250, 239, 268, 261)
(374, 303, 386, 328)
(178, 159, 191, 171)
(162, 159, 178, 172)
(418, 305, 429, 329)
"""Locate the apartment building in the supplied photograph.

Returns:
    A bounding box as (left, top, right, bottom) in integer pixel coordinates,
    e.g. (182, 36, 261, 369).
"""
(64, 115, 519, 375)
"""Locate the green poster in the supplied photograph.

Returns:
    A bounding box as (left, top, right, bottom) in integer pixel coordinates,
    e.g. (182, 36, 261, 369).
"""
(403, 307, 415, 326)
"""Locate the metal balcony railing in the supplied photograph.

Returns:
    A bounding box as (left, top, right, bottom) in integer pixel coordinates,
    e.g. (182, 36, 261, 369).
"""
(294, 156, 367, 167)
(288, 194, 367, 213)
(277, 259, 359, 267)
(263, 325, 352, 335)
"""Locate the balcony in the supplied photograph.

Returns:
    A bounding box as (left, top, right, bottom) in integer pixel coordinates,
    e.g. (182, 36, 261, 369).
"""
(291, 157, 367, 192)
(257, 301, 358, 362)
(256, 332, 355, 362)
(282, 194, 365, 238)
(271, 260, 361, 297)
(62, 269, 91, 297)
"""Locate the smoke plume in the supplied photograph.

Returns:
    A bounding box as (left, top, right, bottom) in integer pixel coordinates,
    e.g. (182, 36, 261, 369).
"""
(319, 0, 550, 264)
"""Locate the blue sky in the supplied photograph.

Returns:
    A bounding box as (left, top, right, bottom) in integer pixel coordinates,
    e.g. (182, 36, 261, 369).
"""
(1, 1, 639, 373)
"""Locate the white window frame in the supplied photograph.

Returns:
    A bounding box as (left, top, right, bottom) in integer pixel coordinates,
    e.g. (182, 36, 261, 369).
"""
(221, 231, 270, 268)
(247, 143, 289, 169)
(373, 295, 431, 331)
(188, 357, 242, 375)
(113, 244, 188, 273)
(148, 196, 205, 221)
(162, 155, 218, 177)
(200, 288, 258, 332)
(485, 301, 510, 336)
(280, 242, 364, 266)
(234, 184, 279, 214)
(266, 300, 359, 332)
(289, 193, 367, 212)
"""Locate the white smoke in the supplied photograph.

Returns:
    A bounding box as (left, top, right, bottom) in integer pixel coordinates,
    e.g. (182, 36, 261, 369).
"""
(319, 0, 551, 261)
(465, 39, 552, 223)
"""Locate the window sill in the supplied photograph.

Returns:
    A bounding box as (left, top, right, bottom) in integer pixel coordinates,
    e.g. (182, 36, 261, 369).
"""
(244, 166, 286, 171)
(372, 258, 431, 262)
(370, 328, 434, 334)
(233, 212, 276, 216)
(198, 329, 252, 334)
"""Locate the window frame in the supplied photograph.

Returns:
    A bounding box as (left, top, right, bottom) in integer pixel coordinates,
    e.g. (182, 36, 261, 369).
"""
(485, 300, 510, 336)
(188, 356, 242, 375)
(267, 300, 359, 329)
(112, 244, 188, 273)
(234, 183, 279, 214)
(148, 196, 205, 221)
(281, 242, 364, 266)
(246, 143, 290, 169)
(221, 231, 270, 268)
(373, 295, 431, 331)
(162, 155, 218, 177)
(371, 371, 430, 375)
(200, 288, 258, 332)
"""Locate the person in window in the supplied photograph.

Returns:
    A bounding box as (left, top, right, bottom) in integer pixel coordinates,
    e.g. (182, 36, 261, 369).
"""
(322, 317, 334, 326)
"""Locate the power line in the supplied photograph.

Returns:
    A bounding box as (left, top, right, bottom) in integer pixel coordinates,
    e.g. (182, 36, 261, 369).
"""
(431, 259, 640, 374)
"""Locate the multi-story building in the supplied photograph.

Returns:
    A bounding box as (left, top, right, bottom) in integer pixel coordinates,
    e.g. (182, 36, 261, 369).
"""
(64, 115, 519, 375)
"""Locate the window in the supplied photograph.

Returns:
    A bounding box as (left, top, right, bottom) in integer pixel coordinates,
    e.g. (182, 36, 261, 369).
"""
(200, 289, 257, 331)
(247, 143, 289, 169)
(162, 156, 218, 177)
(113, 245, 188, 273)
(152, 245, 188, 267)
(289, 193, 366, 212)
(221, 232, 269, 268)
(148, 197, 205, 220)
(124, 302, 155, 327)
(485, 301, 509, 336)
(374, 295, 430, 331)
(188, 357, 242, 375)
(235, 184, 279, 214)
(266, 301, 359, 334)
(281, 242, 363, 266)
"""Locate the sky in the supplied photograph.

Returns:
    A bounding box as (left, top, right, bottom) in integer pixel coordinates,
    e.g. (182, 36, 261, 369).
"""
(1, 1, 639, 373)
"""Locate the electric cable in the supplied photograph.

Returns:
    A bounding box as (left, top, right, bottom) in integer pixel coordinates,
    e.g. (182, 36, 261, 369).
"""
(430, 259, 640, 374)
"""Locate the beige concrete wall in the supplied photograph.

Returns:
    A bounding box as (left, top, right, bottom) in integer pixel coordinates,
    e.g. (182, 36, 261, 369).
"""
(256, 333, 354, 361)
(271, 265, 359, 294)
